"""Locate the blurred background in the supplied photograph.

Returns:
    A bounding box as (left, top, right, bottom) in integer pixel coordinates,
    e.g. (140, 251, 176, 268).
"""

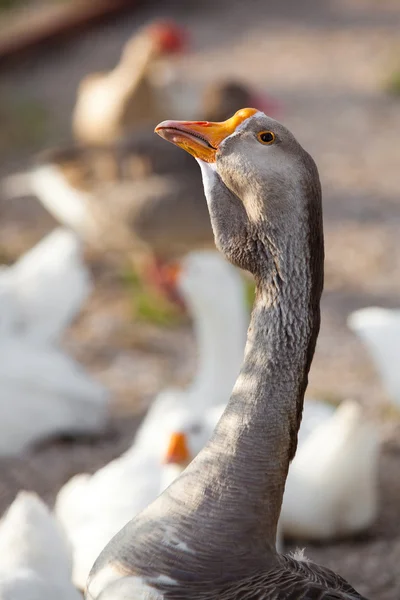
(0, 0, 399, 598)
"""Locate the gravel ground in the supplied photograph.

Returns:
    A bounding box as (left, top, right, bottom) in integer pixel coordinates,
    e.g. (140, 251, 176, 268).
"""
(0, 0, 400, 597)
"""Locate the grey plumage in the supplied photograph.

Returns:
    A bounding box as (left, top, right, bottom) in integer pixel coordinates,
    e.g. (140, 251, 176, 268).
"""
(86, 111, 367, 600)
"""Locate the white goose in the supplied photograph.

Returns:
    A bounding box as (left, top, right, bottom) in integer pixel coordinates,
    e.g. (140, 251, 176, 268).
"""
(348, 307, 400, 409)
(0, 228, 91, 344)
(0, 229, 109, 455)
(72, 21, 188, 146)
(54, 250, 247, 589)
(0, 339, 109, 455)
(0, 491, 81, 600)
(280, 399, 380, 540)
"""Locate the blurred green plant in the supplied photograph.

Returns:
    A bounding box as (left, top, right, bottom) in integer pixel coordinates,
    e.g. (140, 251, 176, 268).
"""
(312, 393, 341, 407)
(0, 0, 67, 12)
(380, 402, 400, 420)
(385, 68, 400, 96)
(121, 265, 183, 327)
(0, 93, 48, 154)
(0, 0, 23, 11)
(244, 278, 255, 311)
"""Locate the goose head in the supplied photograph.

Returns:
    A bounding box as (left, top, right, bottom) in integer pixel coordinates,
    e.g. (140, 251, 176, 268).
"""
(164, 250, 246, 313)
(122, 20, 187, 89)
(160, 404, 225, 489)
(122, 20, 187, 65)
(348, 307, 400, 409)
(156, 109, 322, 281)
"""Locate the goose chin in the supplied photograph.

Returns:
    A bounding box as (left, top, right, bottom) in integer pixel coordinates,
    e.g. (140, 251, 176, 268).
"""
(155, 124, 217, 163)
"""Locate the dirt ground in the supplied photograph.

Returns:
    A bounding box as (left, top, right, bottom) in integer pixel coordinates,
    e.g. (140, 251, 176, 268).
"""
(0, 0, 400, 598)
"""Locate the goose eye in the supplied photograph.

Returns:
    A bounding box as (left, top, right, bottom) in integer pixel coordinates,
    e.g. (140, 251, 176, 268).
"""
(257, 131, 275, 145)
(189, 424, 202, 435)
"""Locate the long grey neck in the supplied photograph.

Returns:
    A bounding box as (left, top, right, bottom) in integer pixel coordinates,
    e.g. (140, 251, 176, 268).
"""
(188, 278, 248, 406)
(88, 167, 324, 591)
(174, 249, 318, 544)
(161, 181, 323, 567)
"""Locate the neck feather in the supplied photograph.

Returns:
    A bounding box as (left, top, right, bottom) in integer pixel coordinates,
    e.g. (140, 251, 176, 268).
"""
(99, 174, 324, 583)
(161, 188, 324, 565)
(221, 238, 322, 512)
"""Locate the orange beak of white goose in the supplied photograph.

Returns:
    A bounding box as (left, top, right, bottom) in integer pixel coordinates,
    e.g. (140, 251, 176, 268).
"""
(163, 432, 191, 465)
(155, 107, 258, 163)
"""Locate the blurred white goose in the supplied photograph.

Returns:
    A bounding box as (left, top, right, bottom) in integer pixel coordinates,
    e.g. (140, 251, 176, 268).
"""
(0, 491, 81, 600)
(348, 307, 400, 409)
(72, 21, 188, 145)
(280, 399, 380, 540)
(0, 229, 109, 454)
(0, 228, 91, 343)
(54, 250, 247, 589)
(0, 339, 109, 455)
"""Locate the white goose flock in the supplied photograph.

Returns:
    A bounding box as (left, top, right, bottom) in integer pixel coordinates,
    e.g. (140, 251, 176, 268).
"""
(0, 228, 109, 455)
(0, 226, 381, 593)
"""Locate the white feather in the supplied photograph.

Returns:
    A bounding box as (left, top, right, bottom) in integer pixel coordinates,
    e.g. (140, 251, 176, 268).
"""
(348, 307, 400, 409)
(0, 227, 91, 344)
(0, 229, 109, 454)
(0, 492, 81, 599)
(280, 399, 380, 539)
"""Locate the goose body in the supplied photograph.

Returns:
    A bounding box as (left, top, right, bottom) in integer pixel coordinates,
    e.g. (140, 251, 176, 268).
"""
(0, 229, 109, 454)
(2, 156, 210, 260)
(281, 399, 379, 539)
(55, 251, 246, 589)
(0, 492, 80, 599)
(0, 228, 91, 343)
(86, 110, 366, 599)
(72, 22, 187, 145)
(348, 307, 400, 409)
(55, 414, 220, 591)
(0, 338, 109, 455)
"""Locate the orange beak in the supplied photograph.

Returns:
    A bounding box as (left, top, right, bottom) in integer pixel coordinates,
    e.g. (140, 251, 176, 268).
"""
(155, 108, 258, 163)
(163, 432, 191, 465)
(163, 262, 181, 287)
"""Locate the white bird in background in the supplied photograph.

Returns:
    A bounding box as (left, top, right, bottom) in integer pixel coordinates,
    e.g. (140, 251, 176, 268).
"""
(280, 399, 380, 540)
(54, 250, 246, 589)
(72, 21, 189, 145)
(0, 228, 109, 455)
(0, 227, 91, 344)
(0, 339, 110, 455)
(0, 491, 81, 600)
(348, 307, 400, 409)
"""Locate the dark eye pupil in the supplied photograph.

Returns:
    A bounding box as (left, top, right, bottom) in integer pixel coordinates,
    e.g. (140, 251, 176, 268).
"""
(261, 132, 274, 143)
(190, 424, 202, 435)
